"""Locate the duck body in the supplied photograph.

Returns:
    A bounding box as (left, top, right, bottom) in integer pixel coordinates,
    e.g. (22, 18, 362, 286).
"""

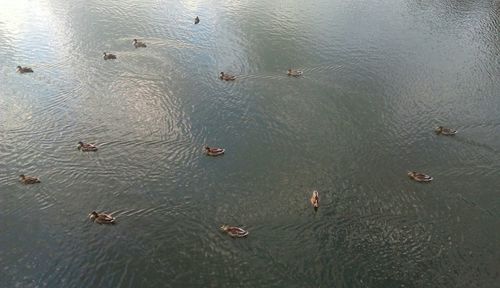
(78, 141, 98, 152)
(219, 72, 236, 81)
(205, 146, 225, 156)
(133, 39, 147, 48)
(89, 211, 116, 224)
(287, 69, 303, 77)
(194, 16, 200, 24)
(16, 66, 33, 73)
(435, 126, 457, 136)
(220, 225, 248, 238)
(19, 174, 41, 184)
(310, 190, 319, 210)
(103, 52, 117, 60)
(408, 171, 433, 182)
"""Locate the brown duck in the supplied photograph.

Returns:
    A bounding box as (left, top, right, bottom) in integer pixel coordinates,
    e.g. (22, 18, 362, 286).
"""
(219, 72, 236, 81)
(407, 171, 433, 182)
(19, 174, 40, 184)
(89, 211, 116, 224)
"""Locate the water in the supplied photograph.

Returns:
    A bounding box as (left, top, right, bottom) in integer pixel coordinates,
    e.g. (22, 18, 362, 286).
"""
(0, 0, 499, 287)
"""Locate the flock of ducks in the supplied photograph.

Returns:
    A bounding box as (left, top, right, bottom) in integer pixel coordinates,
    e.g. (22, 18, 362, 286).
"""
(14, 15, 459, 239)
(16, 124, 457, 236)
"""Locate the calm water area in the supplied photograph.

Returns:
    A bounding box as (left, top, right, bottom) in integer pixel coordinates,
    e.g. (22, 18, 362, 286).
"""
(0, 0, 499, 287)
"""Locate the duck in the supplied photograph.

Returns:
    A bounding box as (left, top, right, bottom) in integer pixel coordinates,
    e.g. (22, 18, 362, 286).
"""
(205, 146, 225, 156)
(407, 171, 433, 182)
(19, 174, 41, 184)
(103, 52, 117, 60)
(287, 69, 303, 77)
(16, 66, 33, 73)
(133, 39, 147, 48)
(219, 72, 236, 81)
(89, 211, 116, 224)
(220, 225, 248, 238)
(310, 190, 319, 210)
(435, 126, 457, 136)
(194, 16, 200, 24)
(77, 141, 98, 152)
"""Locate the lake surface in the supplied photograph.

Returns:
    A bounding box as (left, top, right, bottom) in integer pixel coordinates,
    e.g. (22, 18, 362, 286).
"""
(0, 0, 499, 287)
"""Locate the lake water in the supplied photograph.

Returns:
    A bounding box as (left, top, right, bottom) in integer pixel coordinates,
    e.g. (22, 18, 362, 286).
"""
(0, 0, 499, 287)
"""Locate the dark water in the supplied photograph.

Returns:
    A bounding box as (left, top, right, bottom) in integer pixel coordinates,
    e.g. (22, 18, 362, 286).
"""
(0, 0, 499, 287)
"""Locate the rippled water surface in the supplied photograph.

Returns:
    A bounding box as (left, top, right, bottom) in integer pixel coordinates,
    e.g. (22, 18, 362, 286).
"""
(0, 0, 499, 287)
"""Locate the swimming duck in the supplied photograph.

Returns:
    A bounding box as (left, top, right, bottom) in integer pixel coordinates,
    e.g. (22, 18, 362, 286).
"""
(77, 141, 98, 152)
(310, 190, 319, 210)
(133, 39, 147, 48)
(194, 16, 200, 24)
(407, 171, 433, 182)
(287, 69, 303, 77)
(103, 52, 117, 60)
(19, 174, 41, 184)
(205, 146, 225, 156)
(220, 225, 248, 238)
(16, 66, 33, 73)
(219, 72, 236, 81)
(89, 211, 116, 224)
(435, 126, 457, 136)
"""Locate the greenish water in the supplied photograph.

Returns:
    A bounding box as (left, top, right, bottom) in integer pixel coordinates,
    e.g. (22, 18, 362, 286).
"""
(0, 0, 499, 287)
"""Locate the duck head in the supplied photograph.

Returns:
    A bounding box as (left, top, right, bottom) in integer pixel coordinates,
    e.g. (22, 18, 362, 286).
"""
(19, 174, 25, 180)
(132, 39, 138, 44)
(77, 141, 84, 149)
(89, 211, 98, 220)
(220, 225, 229, 231)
